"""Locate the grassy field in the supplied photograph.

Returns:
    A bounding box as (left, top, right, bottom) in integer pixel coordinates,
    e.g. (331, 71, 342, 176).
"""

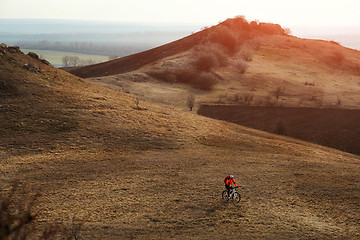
(21, 48, 109, 67)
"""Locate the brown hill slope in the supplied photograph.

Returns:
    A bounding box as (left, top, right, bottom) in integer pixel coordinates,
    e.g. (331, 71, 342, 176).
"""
(66, 17, 287, 78)
(75, 18, 360, 156)
(65, 30, 203, 78)
(1, 44, 359, 239)
(72, 17, 360, 108)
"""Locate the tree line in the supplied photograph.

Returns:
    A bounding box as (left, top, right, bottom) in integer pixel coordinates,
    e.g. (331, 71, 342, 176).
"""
(62, 56, 118, 67)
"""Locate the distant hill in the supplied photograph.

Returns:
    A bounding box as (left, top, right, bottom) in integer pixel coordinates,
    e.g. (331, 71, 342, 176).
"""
(66, 16, 360, 107)
(66, 17, 288, 78)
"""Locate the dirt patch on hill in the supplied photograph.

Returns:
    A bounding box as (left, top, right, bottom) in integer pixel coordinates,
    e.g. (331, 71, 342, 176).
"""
(198, 105, 360, 155)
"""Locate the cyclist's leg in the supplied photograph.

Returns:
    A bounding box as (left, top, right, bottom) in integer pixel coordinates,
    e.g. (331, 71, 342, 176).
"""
(225, 184, 231, 198)
(229, 187, 234, 198)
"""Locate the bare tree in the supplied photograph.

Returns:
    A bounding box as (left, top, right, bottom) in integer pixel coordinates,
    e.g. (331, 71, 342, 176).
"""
(187, 94, 195, 111)
(79, 59, 95, 66)
(62, 56, 81, 67)
(69, 56, 80, 67)
(62, 56, 71, 67)
(273, 86, 285, 101)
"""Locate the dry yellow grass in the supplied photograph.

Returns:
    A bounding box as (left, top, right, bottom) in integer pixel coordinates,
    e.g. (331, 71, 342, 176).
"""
(1, 43, 359, 239)
(99, 35, 360, 111)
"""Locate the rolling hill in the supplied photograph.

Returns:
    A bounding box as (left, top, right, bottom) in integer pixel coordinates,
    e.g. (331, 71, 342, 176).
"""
(66, 17, 360, 156)
(1, 18, 360, 240)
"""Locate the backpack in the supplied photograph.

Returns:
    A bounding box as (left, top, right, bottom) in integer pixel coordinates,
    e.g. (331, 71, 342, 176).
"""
(224, 175, 230, 184)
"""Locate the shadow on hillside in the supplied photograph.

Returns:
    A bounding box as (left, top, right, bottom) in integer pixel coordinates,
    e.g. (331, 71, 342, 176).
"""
(198, 105, 360, 155)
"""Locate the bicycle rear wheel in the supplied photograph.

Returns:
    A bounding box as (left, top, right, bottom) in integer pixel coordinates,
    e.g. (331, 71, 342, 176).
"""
(233, 192, 241, 203)
(222, 190, 228, 200)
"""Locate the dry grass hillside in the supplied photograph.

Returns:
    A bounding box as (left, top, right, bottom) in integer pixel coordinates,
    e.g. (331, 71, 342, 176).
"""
(67, 17, 360, 111)
(74, 17, 360, 156)
(86, 34, 360, 110)
(1, 30, 360, 239)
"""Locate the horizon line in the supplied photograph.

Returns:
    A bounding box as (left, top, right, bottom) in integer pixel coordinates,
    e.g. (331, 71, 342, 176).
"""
(1, 18, 360, 29)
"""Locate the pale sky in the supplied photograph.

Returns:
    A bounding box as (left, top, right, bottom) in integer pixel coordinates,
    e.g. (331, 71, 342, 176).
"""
(0, 0, 359, 27)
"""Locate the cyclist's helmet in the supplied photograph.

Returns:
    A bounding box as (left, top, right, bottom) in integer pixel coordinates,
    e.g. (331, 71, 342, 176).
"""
(230, 175, 234, 179)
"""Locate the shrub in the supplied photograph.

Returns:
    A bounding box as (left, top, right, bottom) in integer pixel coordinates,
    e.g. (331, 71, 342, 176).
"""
(194, 43, 228, 67)
(135, 98, 140, 110)
(258, 23, 286, 35)
(187, 94, 195, 111)
(263, 95, 276, 106)
(243, 93, 254, 105)
(284, 28, 292, 35)
(248, 38, 262, 51)
(148, 70, 174, 83)
(239, 48, 253, 62)
(0, 192, 36, 239)
(148, 69, 218, 90)
(193, 51, 219, 72)
(221, 16, 250, 32)
(193, 71, 218, 90)
(309, 96, 324, 107)
(208, 26, 239, 54)
(0, 187, 82, 239)
(305, 81, 315, 86)
(233, 59, 249, 74)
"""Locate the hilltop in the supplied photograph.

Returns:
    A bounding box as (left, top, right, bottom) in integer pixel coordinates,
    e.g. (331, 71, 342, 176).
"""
(66, 17, 288, 78)
(1, 22, 360, 240)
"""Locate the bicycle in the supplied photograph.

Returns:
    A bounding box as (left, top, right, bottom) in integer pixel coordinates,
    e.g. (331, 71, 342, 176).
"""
(222, 187, 241, 203)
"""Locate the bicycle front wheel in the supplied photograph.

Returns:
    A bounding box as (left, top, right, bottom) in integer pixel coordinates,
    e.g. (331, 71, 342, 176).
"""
(233, 192, 241, 203)
(222, 190, 228, 200)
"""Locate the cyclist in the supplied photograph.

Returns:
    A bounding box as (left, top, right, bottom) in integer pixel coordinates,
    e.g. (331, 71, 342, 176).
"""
(224, 175, 238, 199)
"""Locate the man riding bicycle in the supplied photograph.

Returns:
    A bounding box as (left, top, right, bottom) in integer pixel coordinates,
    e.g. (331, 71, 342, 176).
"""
(224, 175, 238, 199)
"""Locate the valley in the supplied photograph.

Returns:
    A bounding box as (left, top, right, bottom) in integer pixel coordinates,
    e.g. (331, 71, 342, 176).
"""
(1, 17, 359, 239)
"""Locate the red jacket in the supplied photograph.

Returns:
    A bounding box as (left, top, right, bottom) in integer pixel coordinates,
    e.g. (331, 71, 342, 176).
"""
(224, 175, 238, 187)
